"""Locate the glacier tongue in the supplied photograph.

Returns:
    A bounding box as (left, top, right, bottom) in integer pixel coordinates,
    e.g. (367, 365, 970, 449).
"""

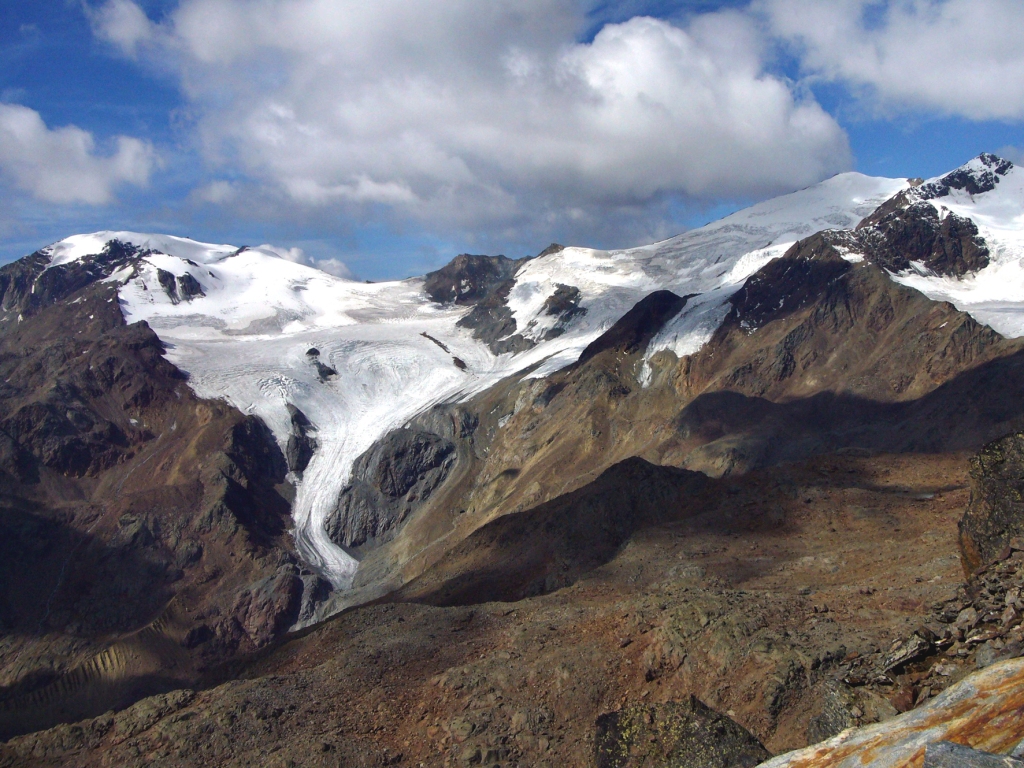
(41, 171, 909, 588)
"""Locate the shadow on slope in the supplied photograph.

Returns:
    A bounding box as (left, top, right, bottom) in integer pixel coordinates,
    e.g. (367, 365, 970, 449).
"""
(676, 342, 1024, 478)
(393, 457, 716, 606)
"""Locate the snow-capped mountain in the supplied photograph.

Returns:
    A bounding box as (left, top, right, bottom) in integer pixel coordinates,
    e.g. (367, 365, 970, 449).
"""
(6, 154, 1024, 756)
(33, 171, 912, 587)
(29, 155, 1024, 587)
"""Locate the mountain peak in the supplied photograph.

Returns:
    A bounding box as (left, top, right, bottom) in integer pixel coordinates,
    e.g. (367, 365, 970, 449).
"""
(916, 152, 1014, 200)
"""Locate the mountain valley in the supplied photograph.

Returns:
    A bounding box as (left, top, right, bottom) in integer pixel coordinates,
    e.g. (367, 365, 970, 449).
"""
(3, 154, 1024, 766)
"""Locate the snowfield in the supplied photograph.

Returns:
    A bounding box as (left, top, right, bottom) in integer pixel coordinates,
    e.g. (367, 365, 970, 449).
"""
(40, 171, 934, 588)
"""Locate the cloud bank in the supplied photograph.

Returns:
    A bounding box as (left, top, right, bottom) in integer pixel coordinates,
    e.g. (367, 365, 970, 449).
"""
(87, 0, 852, 246)
(8, 0, 1017, 269)
(761, 0, 1024, 120)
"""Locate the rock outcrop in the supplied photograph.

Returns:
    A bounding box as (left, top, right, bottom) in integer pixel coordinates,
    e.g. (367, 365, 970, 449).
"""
(324, 427, 457, 550)
(423, 253, 524, 306)
(960, 432, 1024, 573)
(284, 404, 318, 474)
(758, 659, 1024, 768)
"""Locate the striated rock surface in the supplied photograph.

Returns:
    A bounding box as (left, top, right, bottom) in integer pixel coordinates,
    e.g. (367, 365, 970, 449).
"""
(758, 658, 1024, 768)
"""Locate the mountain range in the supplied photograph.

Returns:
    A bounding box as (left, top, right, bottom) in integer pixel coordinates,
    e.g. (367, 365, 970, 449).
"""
(3, 154, 1024, 766)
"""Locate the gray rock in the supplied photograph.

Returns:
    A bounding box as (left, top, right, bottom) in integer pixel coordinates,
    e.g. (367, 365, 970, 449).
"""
(324, 427, 456, 549)
(284, 404, 318, 474)
(883, 633, 932, 673)
(294, 573, 332, 627)
(924, 740, 1024, 767)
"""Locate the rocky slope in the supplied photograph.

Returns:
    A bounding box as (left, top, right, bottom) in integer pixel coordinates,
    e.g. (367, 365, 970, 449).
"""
(0, 246, 321, 739)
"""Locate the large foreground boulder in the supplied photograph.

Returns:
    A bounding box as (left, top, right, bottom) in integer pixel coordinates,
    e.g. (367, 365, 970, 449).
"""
(758, 658, 1024, 768)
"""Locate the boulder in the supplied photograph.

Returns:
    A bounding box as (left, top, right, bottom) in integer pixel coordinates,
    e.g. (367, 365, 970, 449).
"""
(960, 432, 1024, 573)
(758, 659, 1024, 768)
(594, 697, 770, 768)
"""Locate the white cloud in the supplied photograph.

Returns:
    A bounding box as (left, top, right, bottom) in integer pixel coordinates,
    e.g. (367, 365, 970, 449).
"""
(998, 146, 1024, 166)
(194, 179, 238, 204)
(260, 243, 353, 279)
(92, 0, 850, 246)
(85, 0, 158, 57)
(311, 258, 355, 280)
(761, 0, 1024, 119)
(0, 103, 157, 205)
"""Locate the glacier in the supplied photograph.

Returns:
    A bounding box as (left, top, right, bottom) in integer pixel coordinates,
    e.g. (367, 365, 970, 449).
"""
(39, 171, 926, 588)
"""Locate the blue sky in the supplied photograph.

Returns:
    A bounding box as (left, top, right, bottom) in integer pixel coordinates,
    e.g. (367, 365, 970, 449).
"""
(1, 0, 1022, 280)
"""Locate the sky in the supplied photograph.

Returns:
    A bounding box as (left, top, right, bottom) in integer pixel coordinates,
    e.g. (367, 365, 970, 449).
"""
(1, 0, 1022, 280)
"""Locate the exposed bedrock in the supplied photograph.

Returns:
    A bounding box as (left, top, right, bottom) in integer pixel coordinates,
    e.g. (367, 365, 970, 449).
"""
(324, 427, 458, 550)
(576, 289, 687, 366)
(284, 403, 318, 474)
(859, 152, 1014, 227)
(0, 239, 147, 328)
(960, 431, 1024, 574)
(536, 283, 587, 341)
(456, 277, 535, 355)
(919, 152, 1014, 199)
(427, 251, 589, 354)
(423, 253, 524, 306)
(157, 269, 206, 305)
(857, 201, 990, 277)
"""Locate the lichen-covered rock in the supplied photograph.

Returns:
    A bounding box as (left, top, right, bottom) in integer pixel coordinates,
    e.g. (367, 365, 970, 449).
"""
(960, 432, 1024, 573)
(924, 740, 1024, 767)
(594, 696, 770, 768)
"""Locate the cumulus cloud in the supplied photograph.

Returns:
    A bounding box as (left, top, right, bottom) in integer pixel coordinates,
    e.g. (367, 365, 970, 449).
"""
(89, 0, 850, 246)
(85, 0, 158, 57)
(761, 0, 1024, 119)
(0, 102, 157, 205)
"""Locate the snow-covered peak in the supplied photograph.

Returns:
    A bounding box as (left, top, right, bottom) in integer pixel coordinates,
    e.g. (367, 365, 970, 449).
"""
(31, 170, 915, 588)
(883, 157, 1024, 337)
(45, 231, 240, 268)
(914, 153, 1015, 203)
